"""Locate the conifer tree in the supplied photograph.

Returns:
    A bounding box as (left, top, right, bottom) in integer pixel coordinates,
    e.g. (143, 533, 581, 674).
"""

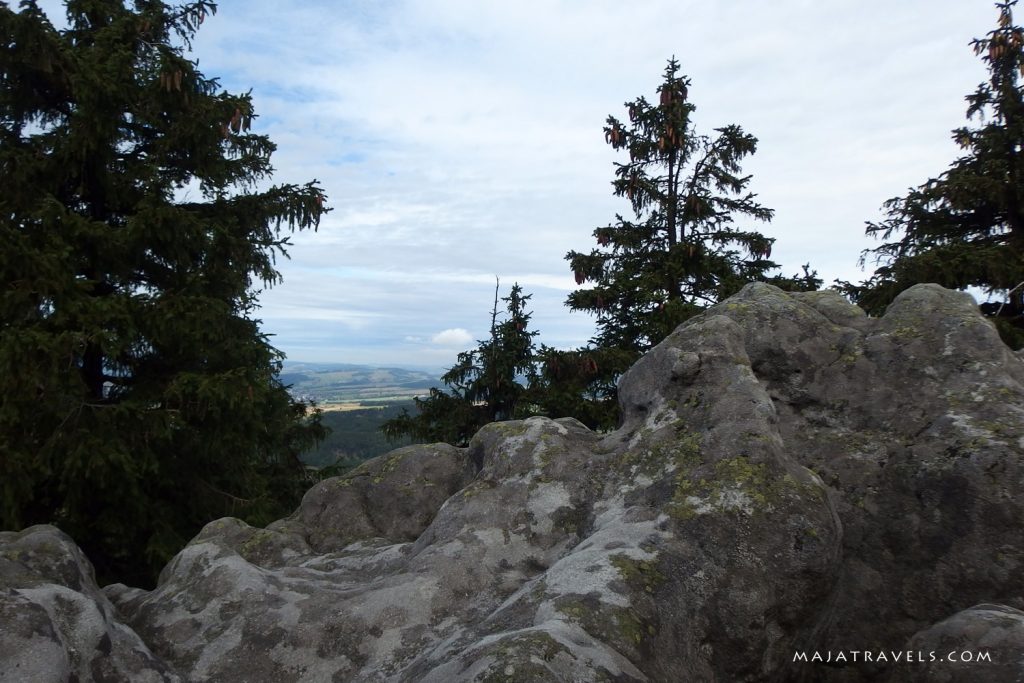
(849, 1, 1024, 347)
(529, 345, 628, 431)
(383, 282, 538, 446)
(554, 59, 818, 426)
(567, 58, 817, 352)
(0, 0, 327, 586)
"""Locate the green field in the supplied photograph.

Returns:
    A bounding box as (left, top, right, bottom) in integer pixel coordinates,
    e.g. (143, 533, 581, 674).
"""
(282, 362, 439, 404)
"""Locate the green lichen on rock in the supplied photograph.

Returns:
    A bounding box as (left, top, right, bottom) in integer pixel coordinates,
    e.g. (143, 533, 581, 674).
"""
(610, 554, 665, 595)
(714, 457, 773, 506)
(503, 631, 567, 662)
(529, 434, 570, 486)
(669, 455, 816, 520)
(486, 421, 532, 443)
(238, 529, 276, 557)
(554, 597, 655, 650)
(680, 390, 705, 411)
(976, 418, 1016, 440)
(535, 434, 568, 471)
(829, 340, 863, 365)
(619, 429, 702, 480)
(615, 607, 656, 645)
(555, 599, 590, 623)
(371, 450, 408, 483)
(722, 301, 753, 315)
(460, 479, 497, 499)
(477, 630, 572, 683)
(890, 324, 922, 341)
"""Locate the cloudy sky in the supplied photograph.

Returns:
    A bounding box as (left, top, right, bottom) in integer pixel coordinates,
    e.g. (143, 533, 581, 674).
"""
(52, 0, 1004, 369)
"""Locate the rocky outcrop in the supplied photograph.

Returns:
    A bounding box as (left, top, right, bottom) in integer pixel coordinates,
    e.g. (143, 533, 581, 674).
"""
(0, 525, 179, 682)
(2, 283, 1023, 682)
(890, 604, 1024, 682)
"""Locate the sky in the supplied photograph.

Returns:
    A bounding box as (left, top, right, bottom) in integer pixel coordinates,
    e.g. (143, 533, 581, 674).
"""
(46, 1, 1004, 369)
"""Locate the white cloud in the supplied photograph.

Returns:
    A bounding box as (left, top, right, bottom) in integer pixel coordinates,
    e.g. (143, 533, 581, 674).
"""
(34, 0, 998, 366)
(431, 328, 475, 348)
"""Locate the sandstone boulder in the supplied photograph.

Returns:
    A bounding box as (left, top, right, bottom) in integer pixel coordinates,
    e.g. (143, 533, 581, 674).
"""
(0, 525, 179, 682)
(2, 283, 1022, 681)
(887, 604, 1024, 683)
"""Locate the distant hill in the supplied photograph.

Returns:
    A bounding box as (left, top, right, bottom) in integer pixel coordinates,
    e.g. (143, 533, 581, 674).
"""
(281, 362, 441, 405)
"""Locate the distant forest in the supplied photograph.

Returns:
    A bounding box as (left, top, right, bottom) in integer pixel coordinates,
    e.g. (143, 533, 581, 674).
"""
(302, 403, 415, 471)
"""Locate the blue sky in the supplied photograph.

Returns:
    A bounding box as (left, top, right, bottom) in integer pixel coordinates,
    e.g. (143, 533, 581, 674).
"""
(46, 1, 1003, 368)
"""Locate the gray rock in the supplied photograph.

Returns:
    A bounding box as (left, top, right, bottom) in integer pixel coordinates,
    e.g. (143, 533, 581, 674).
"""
(290, 441, 476, 554)
(886, 604, 1024, 682)
(2, 283, 1022, 682)
(0, 525, 179, 682)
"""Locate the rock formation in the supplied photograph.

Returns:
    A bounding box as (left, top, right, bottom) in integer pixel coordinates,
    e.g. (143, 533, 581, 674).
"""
(2, 283, 1022, 682)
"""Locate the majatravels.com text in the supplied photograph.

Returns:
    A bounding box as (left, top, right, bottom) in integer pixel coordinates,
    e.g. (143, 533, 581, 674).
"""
(793, 650, 992, 664)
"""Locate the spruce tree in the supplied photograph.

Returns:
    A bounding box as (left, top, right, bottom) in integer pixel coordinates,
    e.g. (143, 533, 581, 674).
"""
(383, 282, 538, 446)
(554, 58, 818, 426)
(849, 1, 1024, 347)
(1, 0, 327, 586)
(529, 345, 629, 431)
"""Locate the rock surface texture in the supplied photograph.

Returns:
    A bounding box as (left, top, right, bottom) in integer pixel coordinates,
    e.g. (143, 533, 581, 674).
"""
(2, 283, 1023, 682)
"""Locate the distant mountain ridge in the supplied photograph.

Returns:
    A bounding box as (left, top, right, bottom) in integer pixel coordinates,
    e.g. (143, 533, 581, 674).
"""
(281, 362, 441, 404)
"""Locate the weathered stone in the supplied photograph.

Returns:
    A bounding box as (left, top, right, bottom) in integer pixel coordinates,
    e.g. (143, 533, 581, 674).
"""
(292, 442, 476, 553)
(887, 604, 1024, 682)
(0, 525, 179, 682)
(2, 283, 1022, 682)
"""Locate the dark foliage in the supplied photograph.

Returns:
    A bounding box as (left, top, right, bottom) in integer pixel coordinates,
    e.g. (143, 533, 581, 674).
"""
(0, 0, 327, 586)
(382, 282, 538, 446)
(844, 1, 1024, 348)
(555, 58, 819, 426)
(526, 345, 632, 431)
